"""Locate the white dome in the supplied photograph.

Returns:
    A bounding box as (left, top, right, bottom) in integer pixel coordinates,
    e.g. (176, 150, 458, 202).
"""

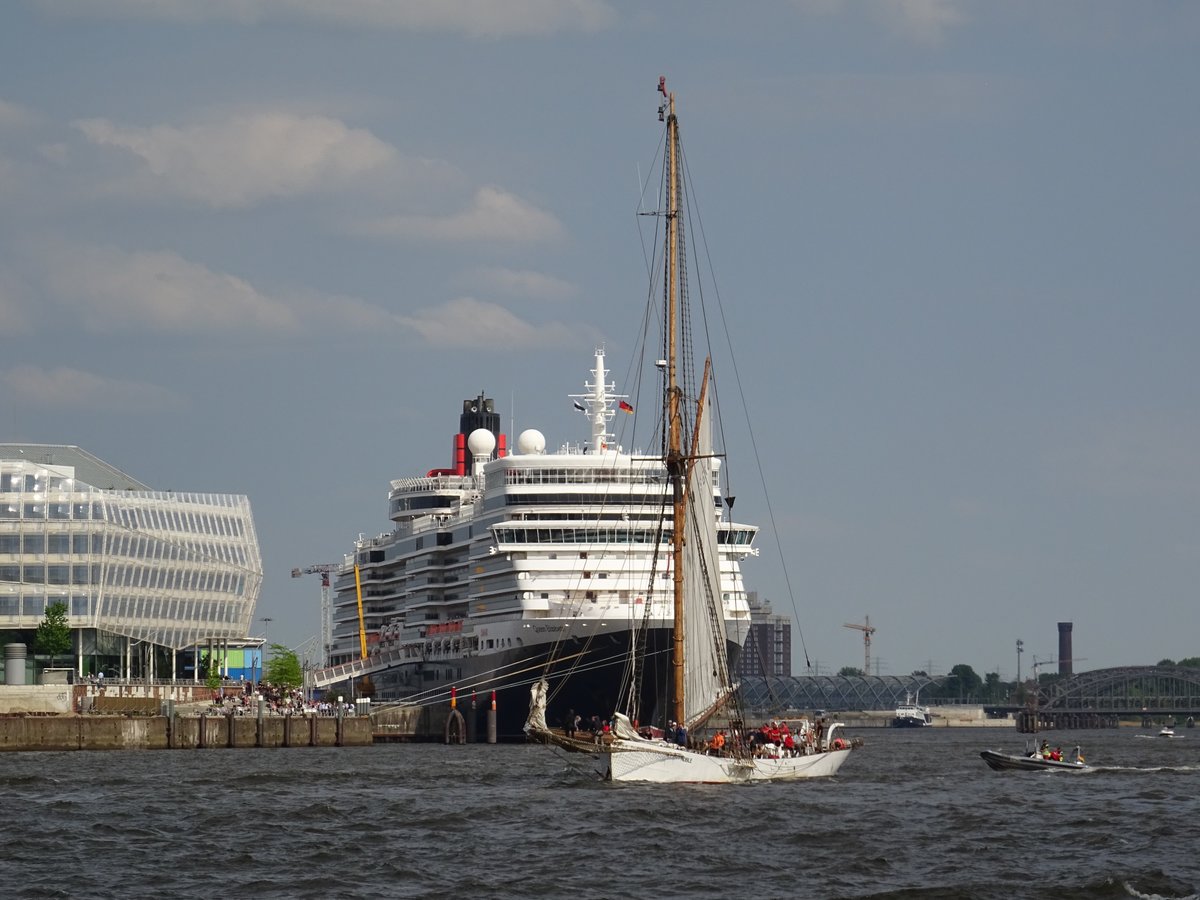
(467, 428, 497, 457)
(517, 429, 546, 455)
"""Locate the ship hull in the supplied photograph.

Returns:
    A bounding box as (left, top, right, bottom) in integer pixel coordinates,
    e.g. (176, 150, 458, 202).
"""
(339, 629, 742, 741)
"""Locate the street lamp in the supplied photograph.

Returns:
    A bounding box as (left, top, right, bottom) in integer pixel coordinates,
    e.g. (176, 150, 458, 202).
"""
(258, 616, 273, 686)
(1016, 639, 1024, 683)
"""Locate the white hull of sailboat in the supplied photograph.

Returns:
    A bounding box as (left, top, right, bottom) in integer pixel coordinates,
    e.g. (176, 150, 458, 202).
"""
(605, 740, 851, 784)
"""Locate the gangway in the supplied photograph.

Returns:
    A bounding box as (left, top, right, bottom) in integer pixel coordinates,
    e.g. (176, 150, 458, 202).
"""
(310, 646, 408, 690)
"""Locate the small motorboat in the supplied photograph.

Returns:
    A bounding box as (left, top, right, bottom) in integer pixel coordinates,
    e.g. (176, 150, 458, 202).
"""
(1158, 727, 1176, 737)
(980, 745, 1087, 772)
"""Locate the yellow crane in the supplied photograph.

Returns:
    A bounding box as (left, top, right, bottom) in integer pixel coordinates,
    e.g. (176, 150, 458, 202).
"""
(843, 616, 876, 674)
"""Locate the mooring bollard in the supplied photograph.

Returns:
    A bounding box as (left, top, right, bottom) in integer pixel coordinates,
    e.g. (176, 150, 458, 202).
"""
(487, 690, 497, 744)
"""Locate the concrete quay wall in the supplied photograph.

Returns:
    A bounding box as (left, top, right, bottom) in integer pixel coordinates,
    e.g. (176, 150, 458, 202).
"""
(0, 713, 372, 752)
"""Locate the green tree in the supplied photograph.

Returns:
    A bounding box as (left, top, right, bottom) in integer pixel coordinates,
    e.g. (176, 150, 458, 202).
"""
(33, 601, 72, 666)
(941, 663, 983, 701)
(1177, 657, 1200, 668)
(264, 643, 303, 689)
(984, 671, 1002, 702)
(838, 666, 866, 677)
(1158, 658, 1176, 667)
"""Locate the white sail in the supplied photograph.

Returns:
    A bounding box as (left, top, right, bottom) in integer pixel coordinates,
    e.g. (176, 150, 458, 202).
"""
(681, 388, 731, 728)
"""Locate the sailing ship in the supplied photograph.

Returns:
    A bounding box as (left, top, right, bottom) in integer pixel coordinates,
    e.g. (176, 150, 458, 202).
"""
(524, 78, 857, 783)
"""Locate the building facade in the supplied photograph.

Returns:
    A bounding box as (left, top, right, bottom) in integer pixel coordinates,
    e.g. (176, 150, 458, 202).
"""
(732, 592, 792, 678)
(0, 444, 263, 681)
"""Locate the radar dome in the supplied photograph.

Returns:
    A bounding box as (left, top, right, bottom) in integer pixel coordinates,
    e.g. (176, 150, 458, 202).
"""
(467, 428, 497, 457)
(517, 429, 546, 455)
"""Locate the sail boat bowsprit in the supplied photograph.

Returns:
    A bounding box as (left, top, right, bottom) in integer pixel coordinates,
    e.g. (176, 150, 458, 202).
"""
(524, 78, 856, 784)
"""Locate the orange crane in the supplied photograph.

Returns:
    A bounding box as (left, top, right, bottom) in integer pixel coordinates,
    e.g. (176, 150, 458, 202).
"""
(843, 616, 876, 675)
(291, 563, 340, 667)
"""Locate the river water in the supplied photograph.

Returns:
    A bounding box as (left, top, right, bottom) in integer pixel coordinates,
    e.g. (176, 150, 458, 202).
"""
(0, 726, 1196, 899)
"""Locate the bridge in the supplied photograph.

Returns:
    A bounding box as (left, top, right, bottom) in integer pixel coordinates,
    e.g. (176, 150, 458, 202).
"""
(737, 666, 1200, 730)
(994, 665, 1200, 731)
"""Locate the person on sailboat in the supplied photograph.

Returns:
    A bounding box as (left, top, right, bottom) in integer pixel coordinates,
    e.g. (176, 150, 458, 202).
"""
(709, 729, 726, 756)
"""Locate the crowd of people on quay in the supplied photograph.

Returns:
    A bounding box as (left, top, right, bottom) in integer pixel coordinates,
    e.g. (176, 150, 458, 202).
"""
(210, 681, 352, 716)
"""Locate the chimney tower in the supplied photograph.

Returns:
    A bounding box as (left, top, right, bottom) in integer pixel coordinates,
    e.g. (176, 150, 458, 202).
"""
(1058, 622, 1073, 676)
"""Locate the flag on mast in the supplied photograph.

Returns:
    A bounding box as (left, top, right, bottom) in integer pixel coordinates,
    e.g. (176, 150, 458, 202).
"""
(618, 400, 634, 414)
(573, 401, 586, 412)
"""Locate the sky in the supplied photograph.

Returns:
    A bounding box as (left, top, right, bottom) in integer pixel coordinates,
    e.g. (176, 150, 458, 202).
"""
(1, 0, 1197, 680)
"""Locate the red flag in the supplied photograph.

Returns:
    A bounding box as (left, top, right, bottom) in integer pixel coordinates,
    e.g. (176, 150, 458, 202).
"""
(619, 400, 634, 414)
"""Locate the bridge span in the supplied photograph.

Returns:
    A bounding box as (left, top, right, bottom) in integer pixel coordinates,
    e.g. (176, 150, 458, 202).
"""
(986, 665, 1200, 731)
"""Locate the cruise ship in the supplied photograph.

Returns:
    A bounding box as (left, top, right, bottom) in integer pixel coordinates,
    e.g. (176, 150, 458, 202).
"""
(314, 349, 759, 739)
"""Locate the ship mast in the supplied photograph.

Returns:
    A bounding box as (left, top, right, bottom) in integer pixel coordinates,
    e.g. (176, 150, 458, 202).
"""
(662, 78, 687, 730)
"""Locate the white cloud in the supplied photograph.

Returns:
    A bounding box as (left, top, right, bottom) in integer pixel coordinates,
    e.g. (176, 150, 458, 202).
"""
(42, 244, 301, 335)
(396, 296, 583, 349)
(1, 365, 181, 412)
(33, 0, 617, 36)
(355, 186, 564, 243)
(0, 99, 35, 129)
(27, 242, 403, 338)
(458, 267, 577, 301)
(877, 0, 965, 44)
(75, 112, 397, 208)
(798, 0, 965, 45)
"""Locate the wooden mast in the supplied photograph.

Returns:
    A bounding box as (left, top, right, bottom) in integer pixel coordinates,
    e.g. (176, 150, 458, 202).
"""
(664, 83, 687, 730)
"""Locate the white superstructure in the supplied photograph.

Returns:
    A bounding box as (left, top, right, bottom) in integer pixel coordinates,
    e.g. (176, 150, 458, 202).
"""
(317, 350, 758, 736)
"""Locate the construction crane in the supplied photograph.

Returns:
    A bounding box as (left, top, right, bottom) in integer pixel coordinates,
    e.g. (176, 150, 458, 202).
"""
(291, 564, 339, 668)
(843, 616, 876, 675)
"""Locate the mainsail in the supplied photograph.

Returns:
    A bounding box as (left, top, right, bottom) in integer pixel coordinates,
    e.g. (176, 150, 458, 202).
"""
(680, 382, 734, 729)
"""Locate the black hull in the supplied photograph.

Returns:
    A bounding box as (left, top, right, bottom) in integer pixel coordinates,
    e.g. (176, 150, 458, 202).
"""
(329, 629, 741, 741)
(979, 750, 1087, 772)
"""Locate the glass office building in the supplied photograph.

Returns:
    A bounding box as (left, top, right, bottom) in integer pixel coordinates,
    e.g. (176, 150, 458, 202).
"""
(0, 444, 262, 680)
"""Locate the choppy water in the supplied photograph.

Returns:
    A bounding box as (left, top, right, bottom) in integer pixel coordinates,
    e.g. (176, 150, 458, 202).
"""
(1, 726, 1197, 899)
